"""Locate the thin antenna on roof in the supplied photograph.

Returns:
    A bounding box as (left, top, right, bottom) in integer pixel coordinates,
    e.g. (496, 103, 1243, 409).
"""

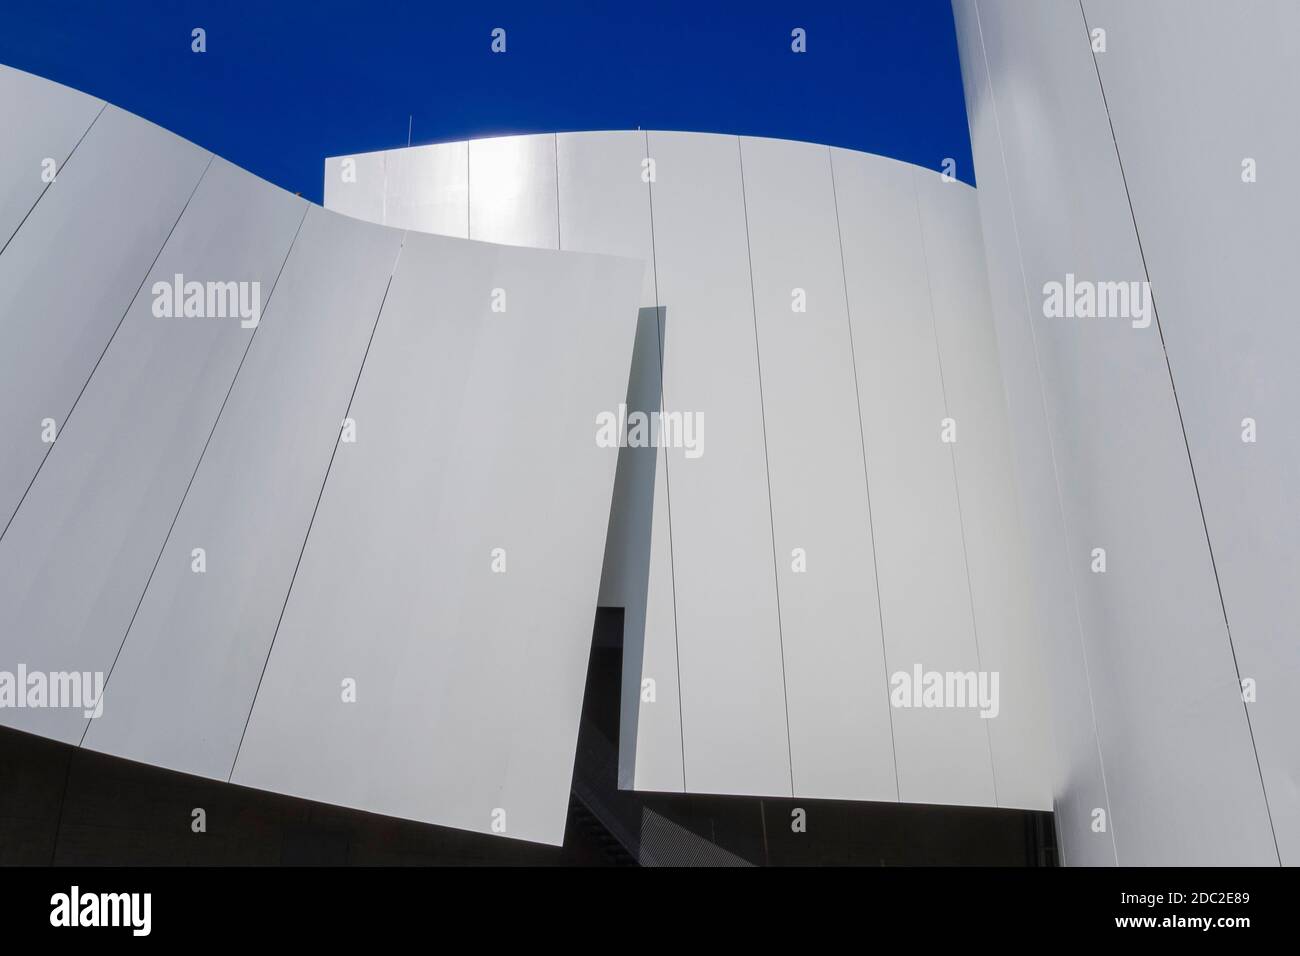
(407, 115, 413, 147)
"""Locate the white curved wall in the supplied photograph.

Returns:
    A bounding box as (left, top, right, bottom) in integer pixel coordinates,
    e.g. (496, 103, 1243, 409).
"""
(327, 132, 1055, 811)
(0, 65, 643, 846)
(4, 0, 1291, 864)
(952, 0, 1296, 864)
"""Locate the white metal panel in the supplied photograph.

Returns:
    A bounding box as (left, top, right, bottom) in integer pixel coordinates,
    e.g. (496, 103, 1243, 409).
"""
(645, 131, 790, 796)
(328, 128, 1069, 811)
(964, 0, 1277, 864)
(833, 147, 995, 807)
(557, 131, 658, 608)
(468, 134, 558, 249)
(1084, 0, 1300, 862)
(951, 0, 1112, 861)
(232, 233, 643, 844)
(0, 64, 104, 249)
(381, 141, 468, 236)
(616, 436, 685, 792)
(554, 132, 671, 706)
(0, 157, 305, 746)
(915, 172, 1052, 810)
(0, 68, 658, 839)
(323, 149, 386, 225)
(0, 105, 212, 527)
(82, 206, 401, 779)
(556, 131, 656, 309)
(739, 136, 895, 802)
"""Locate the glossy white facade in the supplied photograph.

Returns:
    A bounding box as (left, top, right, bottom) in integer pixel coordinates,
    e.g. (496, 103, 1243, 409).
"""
(327, 132, 1055, 812)
(952, 0, 1296, 864)
(11, 0, 1291, 862)
(0, 65, 643, 846)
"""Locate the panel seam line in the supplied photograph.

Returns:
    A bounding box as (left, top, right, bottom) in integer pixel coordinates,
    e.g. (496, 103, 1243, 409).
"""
(228, 231, 408, 780)
(1077, 0, 1280, 864)
(0, 100, 108, 259)
(78, 203, 311, 749)
(644, 130, 689, 792)
(736, 135, 796, 796)
(828, 146, 901, 802)
(0, 150, 217, 543)
(911, 165, 999, 807)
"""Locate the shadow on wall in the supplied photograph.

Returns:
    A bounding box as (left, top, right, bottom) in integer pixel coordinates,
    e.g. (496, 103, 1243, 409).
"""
(576, 611, 1058, 866)
(598, 305, 666, 780)
(0, 611, 1056, 866)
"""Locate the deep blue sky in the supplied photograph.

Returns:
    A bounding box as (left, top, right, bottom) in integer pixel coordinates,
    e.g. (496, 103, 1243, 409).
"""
(1, 1, 974, 204)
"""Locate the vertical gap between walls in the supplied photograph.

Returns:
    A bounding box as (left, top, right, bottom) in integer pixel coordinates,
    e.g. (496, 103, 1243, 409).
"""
(972, 0, 1118, 865)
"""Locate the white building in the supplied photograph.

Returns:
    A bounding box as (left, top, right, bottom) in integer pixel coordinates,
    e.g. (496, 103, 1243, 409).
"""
(1, 0, 1295, 866)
